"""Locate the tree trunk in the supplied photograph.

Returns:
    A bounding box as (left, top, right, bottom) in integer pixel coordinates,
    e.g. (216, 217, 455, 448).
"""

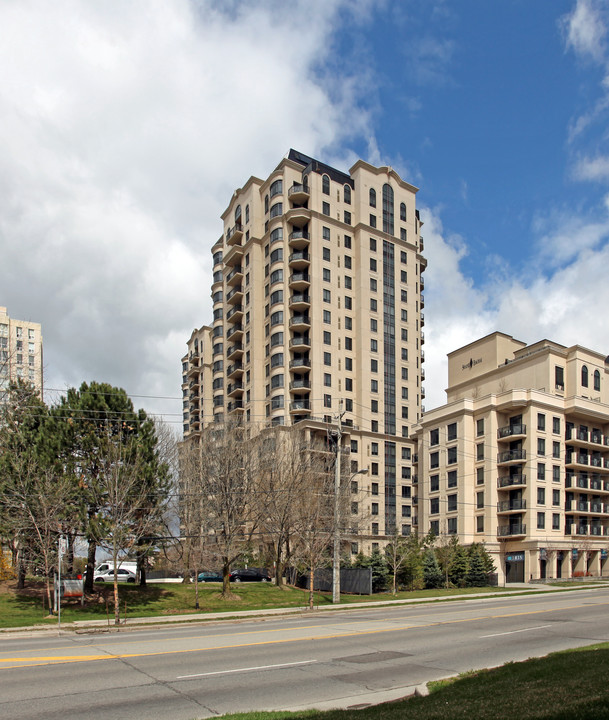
(66, 533, 75, 575)
(274, 539, 284, 587)
(113, 571, 120, 625)
(137, 548, 147, 588)
(222, 560, 231, 597)
(308, 566, 314, 610)
(84, 539, 97, 593)
(17, 554, 26, 589)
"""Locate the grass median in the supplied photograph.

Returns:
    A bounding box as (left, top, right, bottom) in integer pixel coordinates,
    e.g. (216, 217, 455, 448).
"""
(0, 580, 514, 629)
(214, 643, 609, 720)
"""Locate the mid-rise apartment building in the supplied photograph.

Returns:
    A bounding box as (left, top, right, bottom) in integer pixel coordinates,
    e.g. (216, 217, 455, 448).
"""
(0, 306, 43, 399)
(182, 149, 427, 553)
(415, 332, 609, 583)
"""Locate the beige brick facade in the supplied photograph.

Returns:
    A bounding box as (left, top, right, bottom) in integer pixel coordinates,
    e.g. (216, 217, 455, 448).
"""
(182, 150, 427, 553)
(0, 306, 43, 399)
(415, 332, 609, 583)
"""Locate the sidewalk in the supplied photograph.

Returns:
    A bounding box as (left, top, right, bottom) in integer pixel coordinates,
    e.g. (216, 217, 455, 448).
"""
(0, 582, 579, 637)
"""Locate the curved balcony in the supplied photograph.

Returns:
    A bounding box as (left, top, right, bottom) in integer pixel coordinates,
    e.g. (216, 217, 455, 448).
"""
(227, 381, 244, 398)
(226, 324, 243, 342)
(289, 293, 311, 311)
(497, 424, 527, 441)
(226, 285, 243, 305)
(288, 230, 310, 249)
(420, 293, 425, 309)
(288, 183, 310, 203)
(497, 524, 526, 538)
(497, 499, 526, 513)
(420, 312, 425, 327)
(226, 304, 243, 323)
(286, 206, 311, 228)
(227, 400, 244, 414)
(288, 250, 310, 269)
(223, 243, 244, 266)
(226, 343, 243, 360)
(290, 378, 311, 394)
(289, 271, 310, 290)
(226, 265, 243, 286)
(226, 222, 243, 246)
(497, 449, 526, 465)
(289, 357, 312, 370)
(226, 361, 243, 378)
(497, 474, 526, 489)
(289, 314, 311, 330)
(290, 399, 311, 414)
(290, 335, 311, 350)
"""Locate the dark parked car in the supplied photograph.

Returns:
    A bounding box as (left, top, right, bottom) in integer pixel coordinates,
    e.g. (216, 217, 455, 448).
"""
(197, 570, 223, 583)
(229, 568, 271, 583)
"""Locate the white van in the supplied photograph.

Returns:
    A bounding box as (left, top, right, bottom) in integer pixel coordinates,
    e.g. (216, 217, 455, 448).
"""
(94, 561, 137, 576)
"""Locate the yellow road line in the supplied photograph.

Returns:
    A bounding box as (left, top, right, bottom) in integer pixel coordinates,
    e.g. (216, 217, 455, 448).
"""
(2, 600, 606, 671)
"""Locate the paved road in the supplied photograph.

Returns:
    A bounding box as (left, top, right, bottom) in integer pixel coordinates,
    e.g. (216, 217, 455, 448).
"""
(1, 588, 608, 719)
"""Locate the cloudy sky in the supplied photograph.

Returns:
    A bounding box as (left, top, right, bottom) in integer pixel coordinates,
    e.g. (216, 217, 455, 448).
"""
(2, 0, 609, 426)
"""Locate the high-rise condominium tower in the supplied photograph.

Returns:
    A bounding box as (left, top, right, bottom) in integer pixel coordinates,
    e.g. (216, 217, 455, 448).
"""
(182, 150, 427, 553)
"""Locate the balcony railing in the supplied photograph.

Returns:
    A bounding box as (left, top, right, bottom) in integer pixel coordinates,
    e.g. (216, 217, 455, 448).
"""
(497, 449, 526, 463)
(497, 499, 526, 512)
(497, 524, 526, 537)
(497, 423, 526, 439)
(497, 474, 526, 488)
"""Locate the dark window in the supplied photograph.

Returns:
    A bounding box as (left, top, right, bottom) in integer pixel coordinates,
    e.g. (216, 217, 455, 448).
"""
(447, 447, 457, 464)
(382, 183, 394, 235)
(447, 422, 457, 441)
(369, 188, 376, 207)
(343, 184, 351, 204)
(594, 369, 601, 391)
(322, 201, 330, 216)
(322, 174, 330, 195)
(582, 365, 589, 387)
(400, 202, 406, 221)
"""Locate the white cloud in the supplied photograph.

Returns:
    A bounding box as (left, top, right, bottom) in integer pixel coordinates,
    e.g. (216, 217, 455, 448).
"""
(573, 154, 609, 181)
(561, 0, 608, 64)
(420, 199, 609, 413)
(0, 0, 375, 421)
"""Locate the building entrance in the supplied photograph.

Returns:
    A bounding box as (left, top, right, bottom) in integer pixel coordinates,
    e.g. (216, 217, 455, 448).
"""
(505, 552, 525, 582)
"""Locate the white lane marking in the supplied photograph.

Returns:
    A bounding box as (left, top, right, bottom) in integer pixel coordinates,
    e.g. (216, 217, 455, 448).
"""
(481, 624, 553, 638)
(177, 659, 318, 679)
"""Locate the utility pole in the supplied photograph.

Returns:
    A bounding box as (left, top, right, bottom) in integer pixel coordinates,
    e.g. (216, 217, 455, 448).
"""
(332, 402, 344, 604)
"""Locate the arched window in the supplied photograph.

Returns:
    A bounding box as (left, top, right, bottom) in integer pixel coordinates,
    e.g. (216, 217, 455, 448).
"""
(322, 174, 330, 195)
(369, 188, 376, 207)
(594, 369, 601, 391)
(343, 184, 351, 205)
(234, 205, 241, 223)
(582, 365, 589, 387)
(400, 202, 406, 221)
(382, 183, 394, 235)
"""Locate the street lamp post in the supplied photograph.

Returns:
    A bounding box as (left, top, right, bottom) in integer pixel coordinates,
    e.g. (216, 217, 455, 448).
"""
(333, 465, 368, 604)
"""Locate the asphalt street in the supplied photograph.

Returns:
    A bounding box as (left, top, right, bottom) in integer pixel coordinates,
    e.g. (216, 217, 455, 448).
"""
(1, 587, 608, 720)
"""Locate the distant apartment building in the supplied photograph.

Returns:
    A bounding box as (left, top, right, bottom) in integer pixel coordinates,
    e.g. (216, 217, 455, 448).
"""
(415, 332, 609, 583)
(182, 149, 427, 553)
(0, 306, 43, 399)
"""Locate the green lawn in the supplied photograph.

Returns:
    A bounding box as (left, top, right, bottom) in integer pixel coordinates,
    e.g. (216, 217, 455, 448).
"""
(0, 581, 515, 629)
(215, 644, 609, 720)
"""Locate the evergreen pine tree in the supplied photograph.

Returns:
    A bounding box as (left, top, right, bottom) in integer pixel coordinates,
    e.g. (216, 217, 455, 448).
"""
(423, 548, 443, 588)
(466, 548, 488, 587)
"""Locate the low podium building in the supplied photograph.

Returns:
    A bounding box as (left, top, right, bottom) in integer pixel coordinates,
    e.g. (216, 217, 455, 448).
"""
(415, 332, 609, 583)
